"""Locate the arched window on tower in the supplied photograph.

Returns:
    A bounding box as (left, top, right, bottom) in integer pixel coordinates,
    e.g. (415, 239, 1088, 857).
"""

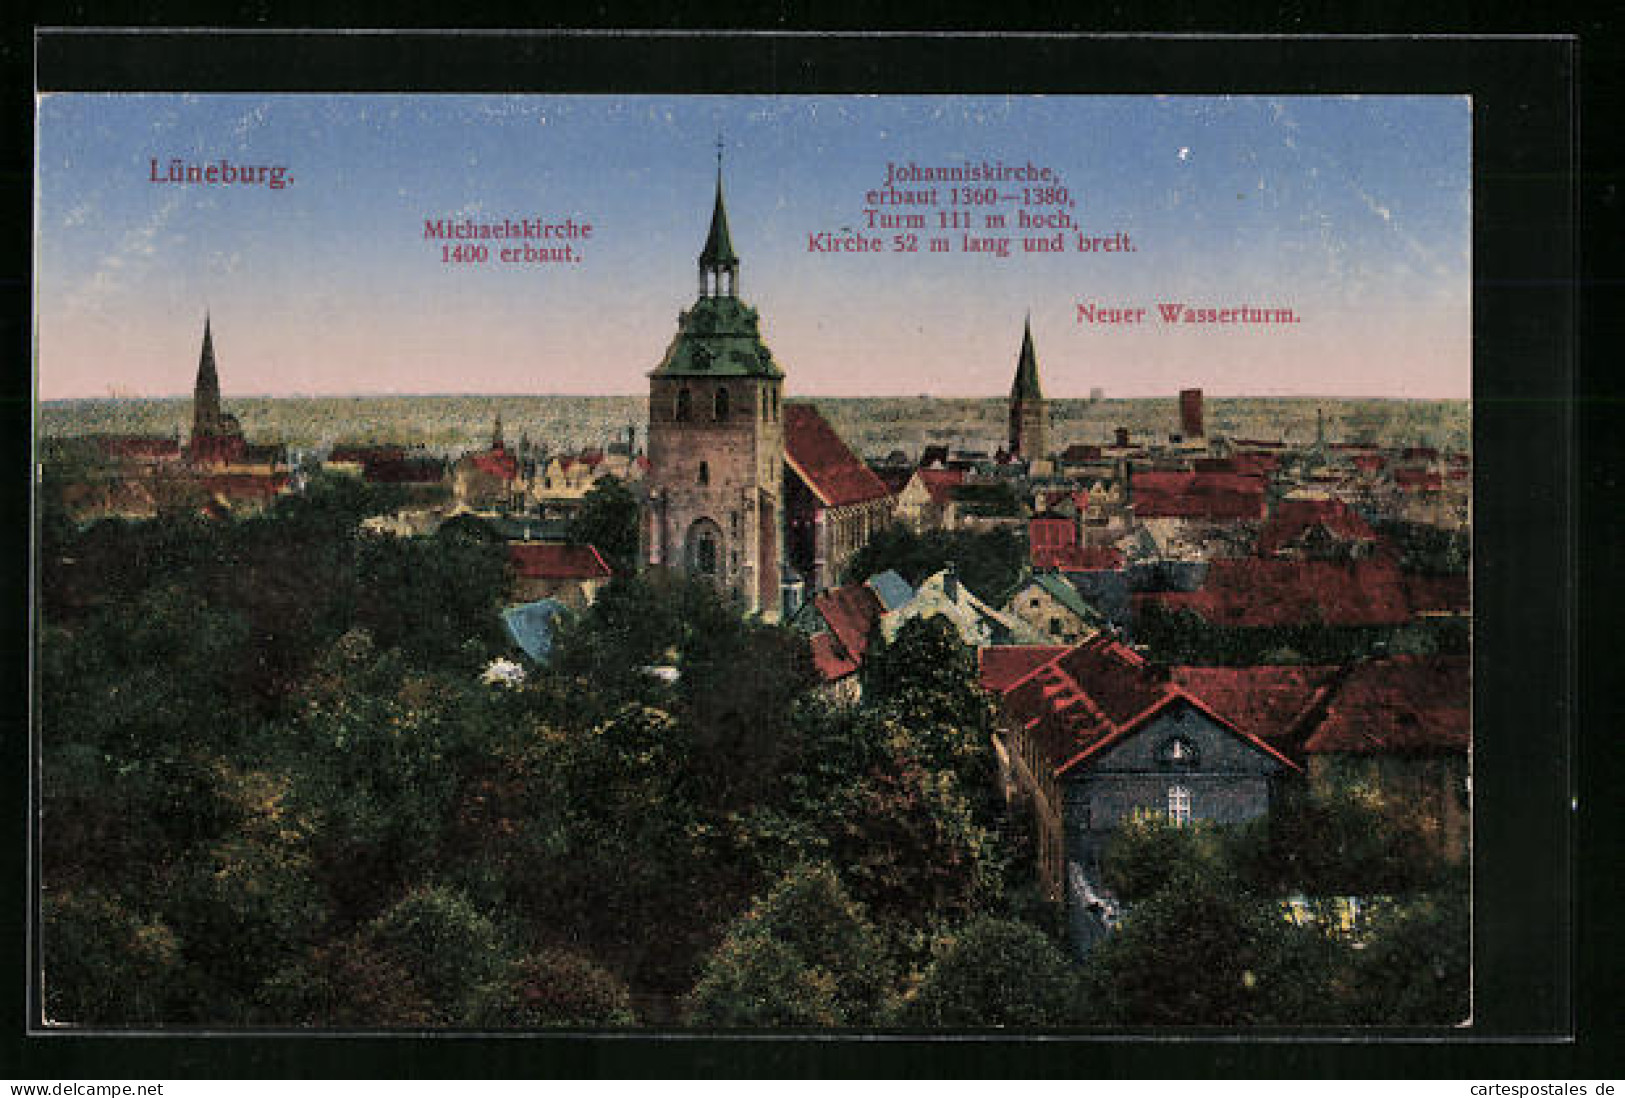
(714, 387, 730, 421)
(676, 388, 692, 422)
(698, 461, 710, 486)
(771, 387, 779, 421)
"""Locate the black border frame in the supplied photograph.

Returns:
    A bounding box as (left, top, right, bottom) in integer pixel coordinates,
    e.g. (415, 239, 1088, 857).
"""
(9, 26, 1602, 1079)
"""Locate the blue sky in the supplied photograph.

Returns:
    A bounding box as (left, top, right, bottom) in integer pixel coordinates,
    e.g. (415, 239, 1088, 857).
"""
(36, 94, 1470, 399)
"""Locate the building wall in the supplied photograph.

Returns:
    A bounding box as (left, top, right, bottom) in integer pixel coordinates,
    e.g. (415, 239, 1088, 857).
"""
(1063, 705, 1281, 873)
(1007, 581, 1094, 644)
(647, 374, 783, 617)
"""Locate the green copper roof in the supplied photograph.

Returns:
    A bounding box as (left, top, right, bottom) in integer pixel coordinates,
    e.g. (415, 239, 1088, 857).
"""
(1010, 315, 1044, 401)
(649, 295, 785, 379)
(699, 173, 738, 269)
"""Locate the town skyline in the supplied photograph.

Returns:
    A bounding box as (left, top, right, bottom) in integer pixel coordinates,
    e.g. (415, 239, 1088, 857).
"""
(37, 94, 1470, 402)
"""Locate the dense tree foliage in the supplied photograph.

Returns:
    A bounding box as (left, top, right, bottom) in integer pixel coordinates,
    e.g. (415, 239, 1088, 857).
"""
(36, 467, 1467, 1029)
(896, 917, 1079, 1027)
(567, 474, 641, 575)
(840, 524, 1025, 604)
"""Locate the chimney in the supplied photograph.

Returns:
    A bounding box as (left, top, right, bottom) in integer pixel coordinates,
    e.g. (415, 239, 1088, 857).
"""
(1180, 389, 1205, 439)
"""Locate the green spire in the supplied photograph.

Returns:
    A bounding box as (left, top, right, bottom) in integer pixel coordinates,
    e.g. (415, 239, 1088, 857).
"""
(1011, 313, 1044, 401)
(699, 164, 738, 271)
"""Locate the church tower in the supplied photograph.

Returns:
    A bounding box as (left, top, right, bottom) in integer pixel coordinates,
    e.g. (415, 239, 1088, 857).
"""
(646, 157, 785, 618)
(1008, 314, 1050, 461)
(192, 313, 223, 440)
(188, 313, 245, 464)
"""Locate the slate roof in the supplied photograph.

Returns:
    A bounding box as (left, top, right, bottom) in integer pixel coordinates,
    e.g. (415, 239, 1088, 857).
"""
(997, 635, 1300, 778)
(784, 404, 894, 508)
(508, 542, 612, 580)
(865, 569, 915, 612)
(502, 598, 572, 663)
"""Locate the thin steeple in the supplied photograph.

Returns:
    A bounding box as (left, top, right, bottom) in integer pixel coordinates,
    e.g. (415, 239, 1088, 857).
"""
(1011, 313, 1044, 401)
(192, 311, 222, 439)
(698, 138, 739, 296)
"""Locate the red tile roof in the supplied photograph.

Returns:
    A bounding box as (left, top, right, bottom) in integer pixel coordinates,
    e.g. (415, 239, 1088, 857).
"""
(1403, 573, 1471, 615)
(330, 444, 404, 464)
(998, 635, 1300, 778)
(1393, 468, 1443, 492)
(472, 449, 520, 481)
(1131, 470, 1268, 521)
(809, 631, 860, 682)
(784, 404, 893, 508)
(1353, 454, 1387, 473)
(1257, 498, 1379, 555)
(1030, 516, 1077, 552)
(1138, 558, 1418, 627)
(1301, 656, 1469, 756)
(914, 467, 965, 506)
(508, 542, 612, 580)
(978, 645, 1070, 693)
(810, 582, 885, 672)
(1170, 665, 1341, 749)
(1032, 544, 1125, 572)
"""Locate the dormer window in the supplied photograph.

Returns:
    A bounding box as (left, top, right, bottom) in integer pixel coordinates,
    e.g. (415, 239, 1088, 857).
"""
(1156, 735, 1200, 770)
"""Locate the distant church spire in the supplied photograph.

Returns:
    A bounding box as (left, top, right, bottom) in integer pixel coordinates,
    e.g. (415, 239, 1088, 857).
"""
(699, 139, 740, 298)
(1008, 313, 1050, 461)
(193, 312, 221, 438)
(1011, 312, 1044, 401)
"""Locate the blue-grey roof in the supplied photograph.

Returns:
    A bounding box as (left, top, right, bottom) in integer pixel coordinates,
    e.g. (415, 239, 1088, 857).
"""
(865, 569, 915, 612)
(502, 598, 572, 664)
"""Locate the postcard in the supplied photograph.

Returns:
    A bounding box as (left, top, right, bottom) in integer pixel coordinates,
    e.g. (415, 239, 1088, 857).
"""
(33, 92, 1473, 1031)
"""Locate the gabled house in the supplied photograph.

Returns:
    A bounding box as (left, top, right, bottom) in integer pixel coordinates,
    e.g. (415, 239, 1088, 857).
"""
(893, 467, 964, 532)
(882, 566, 1047, 648)
(993, 635, 1300, 950)
(507, 542, 613, 609)
(1003, 572, 1105, 644)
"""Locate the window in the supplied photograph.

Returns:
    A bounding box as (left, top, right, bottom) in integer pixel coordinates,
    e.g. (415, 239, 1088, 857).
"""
(698, 461, 710, 486)
(771, 388, 779, 420)
(696, 535, 717, 575)
(1049, 617, 1064, 635)
(714, 387, 730, 421)
(1168, 784, 1192, 826)
(676, 388, 692, 421)
(1157, 734, 1200, 770)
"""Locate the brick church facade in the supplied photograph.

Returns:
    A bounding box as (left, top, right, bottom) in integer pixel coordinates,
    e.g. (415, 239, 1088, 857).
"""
(645, 164, 787, 619)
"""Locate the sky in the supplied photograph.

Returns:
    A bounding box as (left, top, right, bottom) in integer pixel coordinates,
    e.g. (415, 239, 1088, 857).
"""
(35, 94, 1470, 400)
